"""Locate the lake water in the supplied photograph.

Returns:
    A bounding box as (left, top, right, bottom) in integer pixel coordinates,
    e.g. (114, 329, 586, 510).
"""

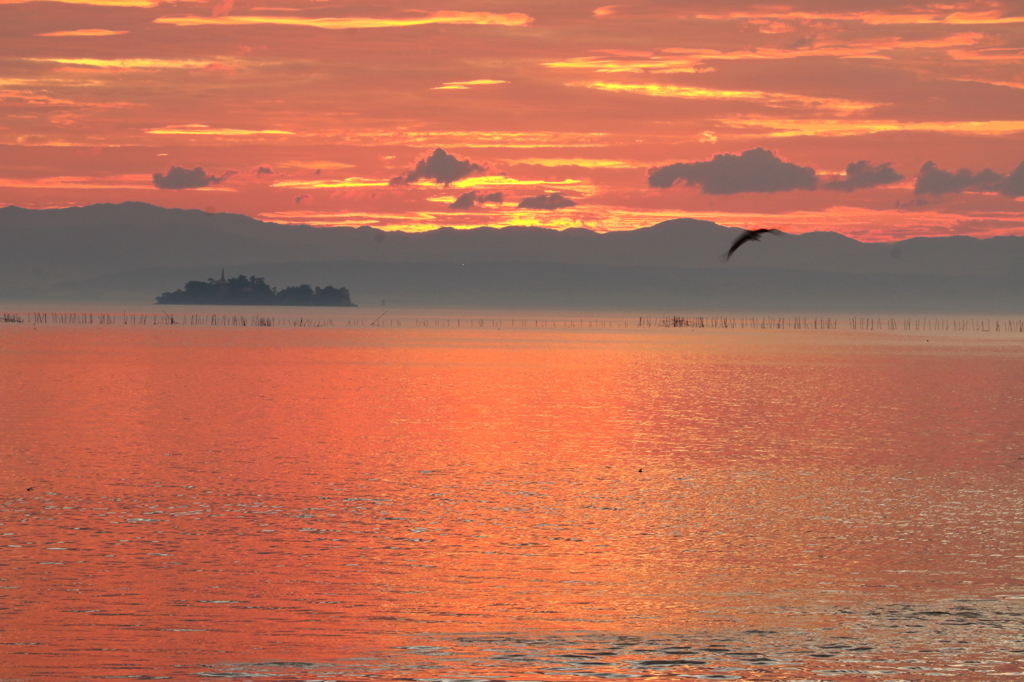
(2, 314, 1024, 681)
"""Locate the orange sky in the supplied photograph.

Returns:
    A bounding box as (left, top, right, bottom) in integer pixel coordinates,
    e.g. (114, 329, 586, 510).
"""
(1, 0, 1023, 241)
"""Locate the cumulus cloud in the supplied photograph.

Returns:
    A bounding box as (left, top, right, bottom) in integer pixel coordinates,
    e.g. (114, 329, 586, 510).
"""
(152, 165, 236, 189)
(516, 192, 576, 209)
(449, 190, 504, 209)
(450, 192, 476, 208)
(914, 161, 1005, 195)
(648, 147, 817, 194)
(823, 160, 904, 191)
(389, 148, 486, 186)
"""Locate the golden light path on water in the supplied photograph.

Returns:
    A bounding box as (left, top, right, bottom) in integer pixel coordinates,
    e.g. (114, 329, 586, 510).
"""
(1, 316, 1023, 680)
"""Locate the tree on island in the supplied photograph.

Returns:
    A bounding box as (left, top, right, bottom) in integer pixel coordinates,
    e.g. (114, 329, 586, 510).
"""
(157, 273, 355, 306)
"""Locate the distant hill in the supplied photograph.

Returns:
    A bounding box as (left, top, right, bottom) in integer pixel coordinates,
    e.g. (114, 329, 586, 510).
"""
(1, 202, 1021, 311)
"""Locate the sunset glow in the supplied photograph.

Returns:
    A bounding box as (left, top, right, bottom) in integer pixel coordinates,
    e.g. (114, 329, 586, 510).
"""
(2, 0, 1023, 240)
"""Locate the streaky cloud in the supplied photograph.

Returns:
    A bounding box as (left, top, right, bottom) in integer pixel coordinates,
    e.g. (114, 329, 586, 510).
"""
(510, 158, 640, 169)
(154, 11, 533, 30)
(715, 117, 1024, 138)
(432, 79, 509, 90)
(1, 0, 160, 5)
(545, 34, 983, 75)
(35, 29, 129, 36)
(147, 124, 295, 136)
(0, 175, 154, 189)
(693, 9, 1024, 26)
(570, 82, 874, 113)
(26, 57, 230, 70)
(274, 177, 388, 189)
(947, 46, 1024, 62)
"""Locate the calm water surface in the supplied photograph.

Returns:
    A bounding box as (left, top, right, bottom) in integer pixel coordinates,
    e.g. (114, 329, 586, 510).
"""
(2, 320, 1023, 681)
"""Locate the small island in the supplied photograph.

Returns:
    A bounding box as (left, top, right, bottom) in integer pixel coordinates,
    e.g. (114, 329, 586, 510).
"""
(157, 272, 356, 306)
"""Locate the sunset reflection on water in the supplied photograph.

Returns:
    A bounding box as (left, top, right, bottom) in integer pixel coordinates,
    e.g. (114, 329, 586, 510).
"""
(2, 323, 1023, 680)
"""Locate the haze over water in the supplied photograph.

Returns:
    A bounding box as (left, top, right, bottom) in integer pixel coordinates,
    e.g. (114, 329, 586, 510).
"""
(3, 317, 1023, 681)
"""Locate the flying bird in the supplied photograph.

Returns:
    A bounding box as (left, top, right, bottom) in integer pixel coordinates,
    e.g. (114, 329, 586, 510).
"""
(722, 228, 782, 262)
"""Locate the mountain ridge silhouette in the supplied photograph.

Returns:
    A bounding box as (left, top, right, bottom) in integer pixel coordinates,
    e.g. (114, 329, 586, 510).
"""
(1, 202, 1021, 311)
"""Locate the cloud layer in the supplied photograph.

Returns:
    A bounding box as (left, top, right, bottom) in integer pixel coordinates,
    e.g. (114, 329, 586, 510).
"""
(5, 0, 1024, 241)
(648, 148, 817, 194)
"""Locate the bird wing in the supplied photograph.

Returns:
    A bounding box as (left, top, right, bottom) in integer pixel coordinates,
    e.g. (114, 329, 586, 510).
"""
(724, 231, 755, 260)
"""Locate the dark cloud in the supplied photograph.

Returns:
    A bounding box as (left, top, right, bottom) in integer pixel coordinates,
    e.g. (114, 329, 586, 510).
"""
(254, 165, 274, 176)
(152, 166, 236, 190)
(516, 192, 576, 210)
(450, 191, 478, 209)
(294, 194, 311, 204)
(914, 161, 1005, 196)
(449, 190, 504, 209)
(1002, 161, 1024, 198)
(648, 147, 816, 194)
(389, 148, 486, 186)
(823, 160, 904, 191)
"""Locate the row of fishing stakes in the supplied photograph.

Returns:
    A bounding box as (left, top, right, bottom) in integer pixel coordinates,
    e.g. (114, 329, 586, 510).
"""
(640, 315, 1024, 332)
(3, 312, 1024, 332)
(1, 312, 334, 327)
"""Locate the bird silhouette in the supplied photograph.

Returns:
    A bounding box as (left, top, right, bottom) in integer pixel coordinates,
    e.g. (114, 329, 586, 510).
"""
(722, 228, 782, 262)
